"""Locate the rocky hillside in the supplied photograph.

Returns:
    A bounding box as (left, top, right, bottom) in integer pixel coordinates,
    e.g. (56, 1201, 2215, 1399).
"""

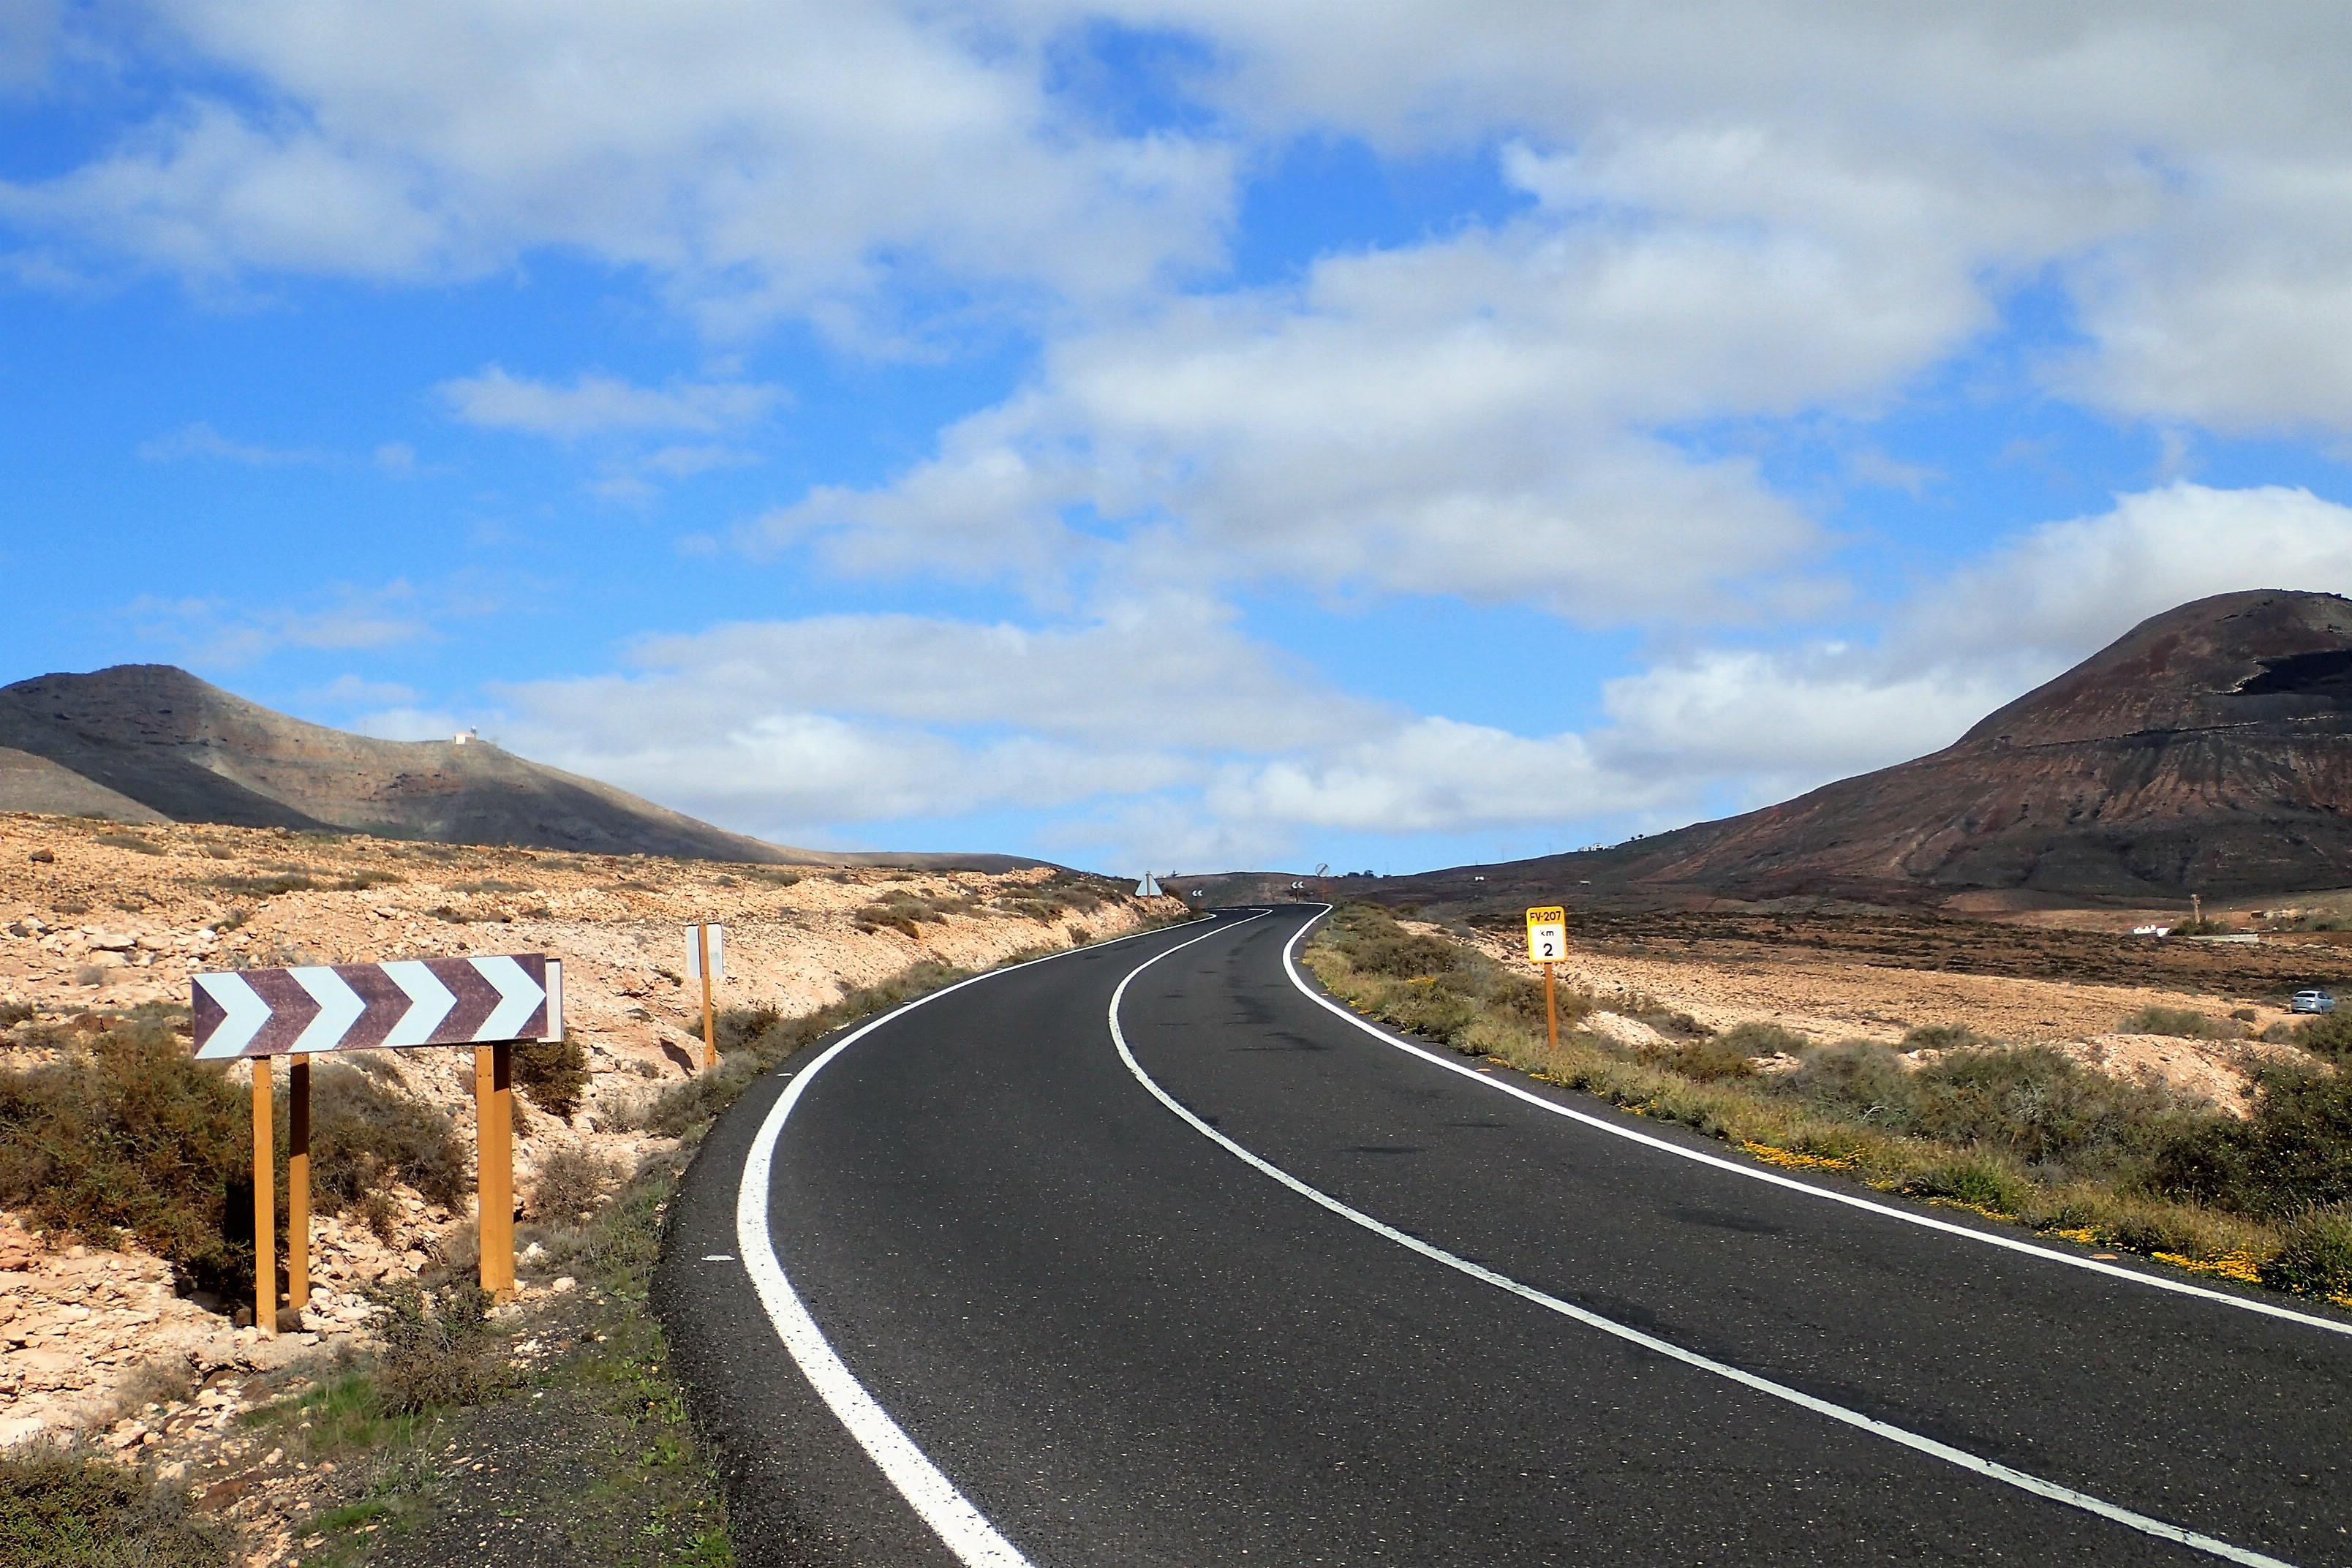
(0, 665, 1035, 871)
(1394, 589, 2352, 908)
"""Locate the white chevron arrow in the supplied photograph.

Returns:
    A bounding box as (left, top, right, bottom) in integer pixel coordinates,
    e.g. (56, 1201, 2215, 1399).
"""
(194, 972, 271, 1060)
(380, 961, 458, 1047)
(471, 954, 546, 1041)
(289, 966, 366, 1055)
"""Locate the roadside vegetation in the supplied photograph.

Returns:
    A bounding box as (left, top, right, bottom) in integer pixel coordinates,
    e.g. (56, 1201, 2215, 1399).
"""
(0, 887, 1185, 1564)
(0, 1008, 469, 1297)
(1305, 903, 2352, 1305)
(0, 1439, 232, 1567)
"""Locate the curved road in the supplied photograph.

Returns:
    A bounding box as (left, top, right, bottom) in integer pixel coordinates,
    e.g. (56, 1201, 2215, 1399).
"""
(657, 908, 2352, 1567)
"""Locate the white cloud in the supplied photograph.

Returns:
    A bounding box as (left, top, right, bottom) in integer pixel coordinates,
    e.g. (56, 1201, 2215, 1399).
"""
(1580, 483, 2352, 813)
(0, 0, 61, 95)
(4, 1, 1237, 328)
(1915, 483, 2352, 664)
(125, 578, 488, 666)
(1209, 719, 1666, 835)
(438, 366, 780, 440)
(137, 420, 325, 466)
(756, 208, 1977, 618)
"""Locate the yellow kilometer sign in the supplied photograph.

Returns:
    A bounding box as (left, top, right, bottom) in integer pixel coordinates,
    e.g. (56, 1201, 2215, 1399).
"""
(1526, 905, 1568, 963)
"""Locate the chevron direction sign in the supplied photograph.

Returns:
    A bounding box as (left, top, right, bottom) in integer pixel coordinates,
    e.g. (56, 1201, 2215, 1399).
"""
(191, 955, 562, 1060)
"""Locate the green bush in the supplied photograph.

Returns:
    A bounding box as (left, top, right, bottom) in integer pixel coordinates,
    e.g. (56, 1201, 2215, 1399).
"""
(1910, 1045, 2196, 1177)
(0, 1441, 230, 1567)
(513, 1032, 591, 1120)
(0, 1015, 254, 1295)
(1899, 1156, 2029, 1214)
(2258, 1205, 2352, 1297)
(2154, 1066, 2352, 1218)
(0, 1000, 34, 1028)
(2120, 1005, 2240, 1041)
(1346, 930, 1466, 979)
(2293, 1010, 2352, 1059)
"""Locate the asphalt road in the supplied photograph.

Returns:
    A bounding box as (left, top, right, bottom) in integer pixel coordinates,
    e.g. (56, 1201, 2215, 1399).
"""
(657, 908, 2352, 1567)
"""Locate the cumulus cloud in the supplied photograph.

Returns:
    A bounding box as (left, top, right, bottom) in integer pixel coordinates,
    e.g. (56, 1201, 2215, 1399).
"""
(755, 207, 1974, 618)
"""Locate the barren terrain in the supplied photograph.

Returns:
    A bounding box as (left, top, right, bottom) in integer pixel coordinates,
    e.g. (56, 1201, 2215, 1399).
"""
(1451, 902, 2350, 1113)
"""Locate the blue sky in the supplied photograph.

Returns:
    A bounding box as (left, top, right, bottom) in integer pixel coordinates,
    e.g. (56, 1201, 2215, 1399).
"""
(5, 4, 2352, 875)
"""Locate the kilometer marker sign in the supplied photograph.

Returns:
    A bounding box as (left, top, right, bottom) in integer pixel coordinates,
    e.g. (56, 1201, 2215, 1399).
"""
(1526, 905, 1568, 1055)
(1526, 905, 1567, 964)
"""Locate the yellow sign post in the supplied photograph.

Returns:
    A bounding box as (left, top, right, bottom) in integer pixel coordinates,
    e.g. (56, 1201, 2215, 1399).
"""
(1526, 905, 1567, 1052)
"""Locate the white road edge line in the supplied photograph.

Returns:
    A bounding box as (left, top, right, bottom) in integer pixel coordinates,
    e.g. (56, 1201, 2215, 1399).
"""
(1110, 926, 2301, 1568)
(735, 914, 1216, 1568)
(1278, 904, 2352, 1338)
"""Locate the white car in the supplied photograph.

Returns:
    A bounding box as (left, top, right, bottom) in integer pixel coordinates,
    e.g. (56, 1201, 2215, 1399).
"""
(2291, 990, 2337, 1014)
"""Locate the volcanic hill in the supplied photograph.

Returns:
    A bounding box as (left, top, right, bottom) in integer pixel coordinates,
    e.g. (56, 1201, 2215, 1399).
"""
(0, 665, 1030, 870)
(1394, 589, 2352, 908)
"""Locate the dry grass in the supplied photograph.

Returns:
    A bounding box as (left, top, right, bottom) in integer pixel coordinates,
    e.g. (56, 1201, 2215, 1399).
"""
(1307, 904, 2302, 1290)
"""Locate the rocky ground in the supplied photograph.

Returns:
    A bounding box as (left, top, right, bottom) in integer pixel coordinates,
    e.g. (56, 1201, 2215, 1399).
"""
(0, 810, 1180, 1558)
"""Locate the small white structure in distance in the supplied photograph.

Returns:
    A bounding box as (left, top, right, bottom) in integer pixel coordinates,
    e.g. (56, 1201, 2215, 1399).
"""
(1135, 872, 1163, 897)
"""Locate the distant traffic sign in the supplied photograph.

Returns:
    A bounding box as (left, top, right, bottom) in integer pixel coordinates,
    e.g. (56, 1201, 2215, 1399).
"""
(192, 955, 561, 1059)
(1525, 906, 1567, 963)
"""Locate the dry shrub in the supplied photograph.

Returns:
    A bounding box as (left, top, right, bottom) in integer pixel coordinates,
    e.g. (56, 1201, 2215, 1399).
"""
(2120, 1005, 2241, 1041)
(92, 832, 166, 856)
(532, 1143, 619, 1224)
(1715, 1020, 1811, 1058)
(1900, 1022, 1995, 1053)
(647, 962, 969, 1137)
(308, 1064, 470, 1216)
(1660, 1036, 1760, 1082)
(0, 1440, 230, 1567)
(513, 1032, 590, 1120)
(370, 1280, 509, 1414)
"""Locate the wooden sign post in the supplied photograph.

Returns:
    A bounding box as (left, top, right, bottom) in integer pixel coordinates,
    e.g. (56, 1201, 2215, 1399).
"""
(287, 1055, 310, 1319)
(1526, 905, 1568, 1052)
(195, 954, 562, 1330)
(475, 1043, 514, 1297)
(250, 1058, 274, 1335)
(687, 924, 724, 1070)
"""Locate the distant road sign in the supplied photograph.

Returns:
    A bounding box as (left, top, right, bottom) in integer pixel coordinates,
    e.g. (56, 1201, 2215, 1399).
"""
(687, 922, 725, 981)
(1526, 906, 1567, 963)
(192, 955, 560, 1060)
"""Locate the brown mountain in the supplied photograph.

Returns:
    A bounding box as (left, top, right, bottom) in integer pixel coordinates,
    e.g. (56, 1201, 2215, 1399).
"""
(1392, 589, 2352, 908)
(0, 665, 1037, 870)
